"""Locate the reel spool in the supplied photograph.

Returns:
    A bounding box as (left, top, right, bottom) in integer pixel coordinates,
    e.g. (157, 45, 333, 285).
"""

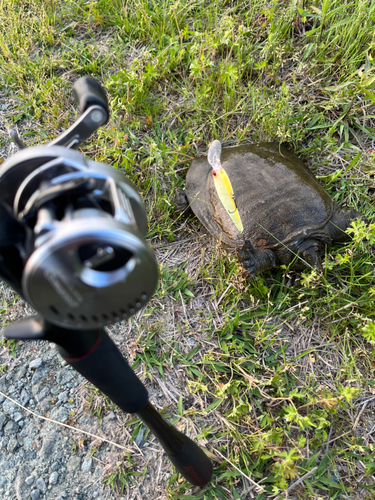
(0, 145, 158, 330)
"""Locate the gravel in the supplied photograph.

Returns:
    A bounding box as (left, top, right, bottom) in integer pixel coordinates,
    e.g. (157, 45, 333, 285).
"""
(49, 472, 58, 485)
(0, 279, 174, 499)
(25, 476, 34, 486)
(31, 489, 40, 500)
(29, 359, 42, 370)
(67, 456, 81, 474)
(35, 478, 46, 493)
(4, 421, 19, 435)
(0, 340, 132, 500)
(0, 284, 136, 500)
(81, 457, 92, 473)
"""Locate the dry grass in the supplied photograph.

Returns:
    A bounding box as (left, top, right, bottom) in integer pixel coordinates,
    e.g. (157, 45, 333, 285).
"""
(1, 1, 375, 499)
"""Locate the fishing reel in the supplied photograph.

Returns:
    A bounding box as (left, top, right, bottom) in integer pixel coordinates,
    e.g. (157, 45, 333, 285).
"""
(0, 77, 158, 330)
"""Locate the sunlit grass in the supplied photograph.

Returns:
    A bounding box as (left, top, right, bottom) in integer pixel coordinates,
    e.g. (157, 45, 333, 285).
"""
(0, 0, 375, 498)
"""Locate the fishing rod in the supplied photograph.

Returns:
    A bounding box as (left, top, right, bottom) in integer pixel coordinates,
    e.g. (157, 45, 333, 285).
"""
(0, 77, 212, 487)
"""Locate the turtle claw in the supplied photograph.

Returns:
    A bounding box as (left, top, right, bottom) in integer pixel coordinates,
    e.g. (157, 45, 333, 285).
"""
(174, 188, 190, 213)
(240, 261, 257, 277)
(299, 240, 323, 272)
(236, 241, 277, 276)
(236, 241, 257, 276)
(301, 249, 323, 272)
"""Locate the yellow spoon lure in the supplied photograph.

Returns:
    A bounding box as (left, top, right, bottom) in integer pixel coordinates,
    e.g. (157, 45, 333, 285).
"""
(208, 140, 243, 233)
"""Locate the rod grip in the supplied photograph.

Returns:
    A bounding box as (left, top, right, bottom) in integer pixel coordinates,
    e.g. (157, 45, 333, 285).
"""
(138, 402, 213, 486)
(72, 76, 109, 123)
(167, 433, 213, 486)
(54, 328, 213, 486)
(57, 329, 148, 413)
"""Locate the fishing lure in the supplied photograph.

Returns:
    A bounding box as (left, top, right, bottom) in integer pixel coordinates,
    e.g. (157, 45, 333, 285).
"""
(207, 140, 243, 233)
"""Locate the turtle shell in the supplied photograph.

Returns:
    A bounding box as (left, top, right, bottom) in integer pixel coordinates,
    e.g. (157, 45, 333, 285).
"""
(185, 143, 336, 250)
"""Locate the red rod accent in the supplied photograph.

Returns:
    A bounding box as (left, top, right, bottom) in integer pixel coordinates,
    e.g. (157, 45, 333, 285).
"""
(64, 333, 103, 362)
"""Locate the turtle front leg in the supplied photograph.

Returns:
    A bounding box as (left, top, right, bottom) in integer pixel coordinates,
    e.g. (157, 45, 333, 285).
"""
(296, 239, 323, 271)
(236, 241, 277, 276)
(327, 208, 365, 242)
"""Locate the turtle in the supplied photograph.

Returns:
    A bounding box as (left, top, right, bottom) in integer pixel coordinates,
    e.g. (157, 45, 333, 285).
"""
(175, 141, 363, 276)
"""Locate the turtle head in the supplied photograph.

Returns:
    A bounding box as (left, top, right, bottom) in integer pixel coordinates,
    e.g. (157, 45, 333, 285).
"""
(207, 140, 222, 171)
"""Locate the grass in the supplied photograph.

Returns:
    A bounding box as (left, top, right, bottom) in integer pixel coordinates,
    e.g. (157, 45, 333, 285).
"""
(0, 0, 375, 498)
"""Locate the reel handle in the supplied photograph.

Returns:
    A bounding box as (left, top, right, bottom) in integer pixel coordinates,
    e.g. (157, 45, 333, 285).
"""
(46, 77, 109, 149)
(73, 76, 109, 124)
(9, 77, 110, 151)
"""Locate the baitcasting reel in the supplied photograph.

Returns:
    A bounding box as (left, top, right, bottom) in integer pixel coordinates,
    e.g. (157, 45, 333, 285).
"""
(0, 77, 158, 330)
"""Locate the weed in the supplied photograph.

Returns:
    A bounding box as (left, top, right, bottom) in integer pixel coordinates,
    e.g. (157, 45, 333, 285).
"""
(84, 386, 115, 425)
(0, 0, 375, 498)
(103, 457, 145, 495)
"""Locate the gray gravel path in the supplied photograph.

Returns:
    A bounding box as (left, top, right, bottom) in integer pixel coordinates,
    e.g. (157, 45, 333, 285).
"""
(0, 283, 174, 500)
(0, 339, 117, 498)
(0, 287, 121, 500)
